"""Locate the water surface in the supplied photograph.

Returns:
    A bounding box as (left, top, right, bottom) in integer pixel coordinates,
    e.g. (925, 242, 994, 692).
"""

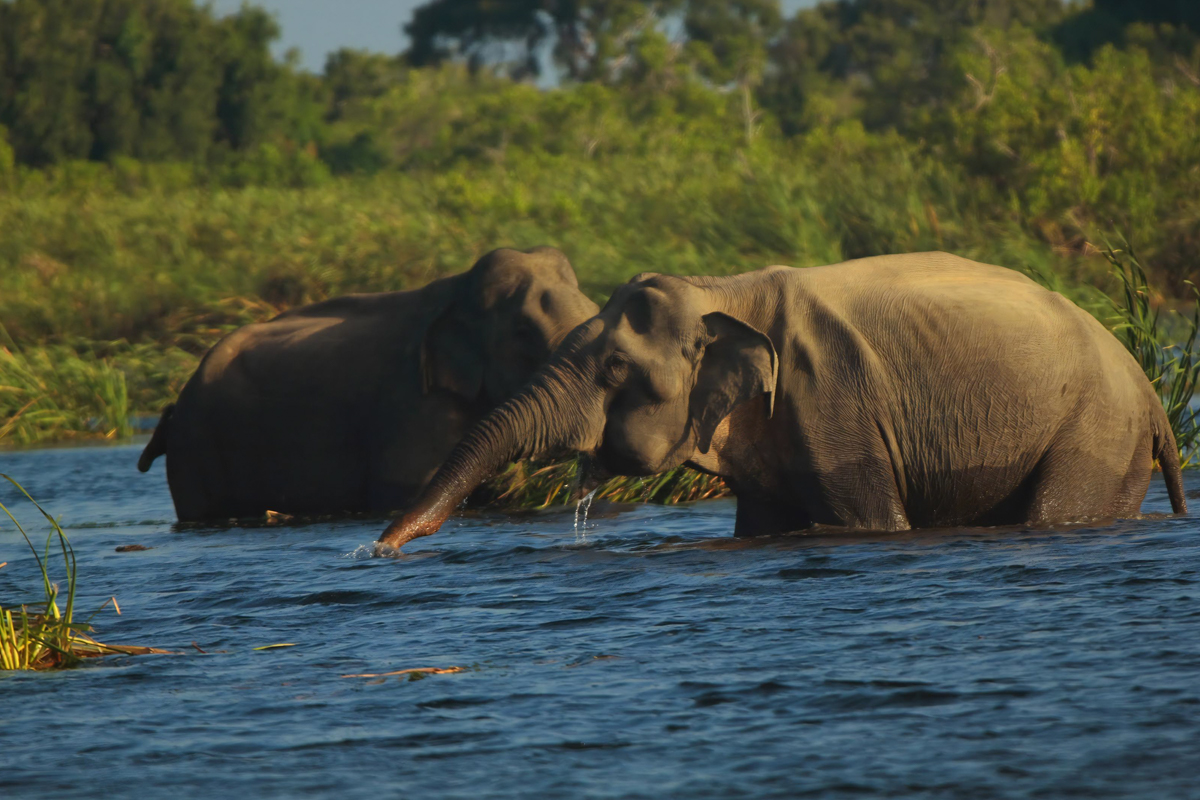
(2, 444, 1199, 798)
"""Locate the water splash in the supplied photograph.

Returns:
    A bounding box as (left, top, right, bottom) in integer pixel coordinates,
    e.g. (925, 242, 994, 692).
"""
(343, 544, 377, 559)
(574, 488, 598, 543)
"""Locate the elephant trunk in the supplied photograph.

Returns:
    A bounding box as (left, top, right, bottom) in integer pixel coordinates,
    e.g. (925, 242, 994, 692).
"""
(378, 326, 603, 552)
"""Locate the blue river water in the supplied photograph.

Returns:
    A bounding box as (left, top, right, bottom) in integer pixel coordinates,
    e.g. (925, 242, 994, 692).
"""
(2, 442, 1199, 798)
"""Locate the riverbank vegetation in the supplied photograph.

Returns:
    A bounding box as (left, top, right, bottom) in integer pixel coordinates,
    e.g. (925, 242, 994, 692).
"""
(0, 475, 163, 670)
(1105, 245, 1200, 467)
(1, 1, 1198, 488)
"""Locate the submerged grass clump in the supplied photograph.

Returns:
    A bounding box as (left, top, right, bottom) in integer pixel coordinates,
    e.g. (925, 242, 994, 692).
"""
(1104, 244, 1200, 466)
(0, 474, 164, 670)
(474, 459, 729, 510)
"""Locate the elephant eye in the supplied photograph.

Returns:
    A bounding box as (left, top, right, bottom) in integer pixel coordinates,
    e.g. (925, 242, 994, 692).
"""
(599, 353, 629, 388)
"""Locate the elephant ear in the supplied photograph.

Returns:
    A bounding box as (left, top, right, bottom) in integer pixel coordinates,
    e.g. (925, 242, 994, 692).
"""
(689, 312, 777, 455)
(420, 307, 484, 400)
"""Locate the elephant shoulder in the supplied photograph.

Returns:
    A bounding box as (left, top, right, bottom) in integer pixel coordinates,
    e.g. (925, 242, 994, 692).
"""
(193, 324, 266, 384)
(195, 312, 394, 390)
(779, 284, 888, 383)
(272, 288, 422, 322)
(192, 281, 459, 392)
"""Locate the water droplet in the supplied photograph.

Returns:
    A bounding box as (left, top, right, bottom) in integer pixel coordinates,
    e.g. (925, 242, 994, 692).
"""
(574, 488, 598, 543)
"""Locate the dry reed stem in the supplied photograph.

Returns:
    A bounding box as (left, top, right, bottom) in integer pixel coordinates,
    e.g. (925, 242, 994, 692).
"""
(341, 666, 465, 678)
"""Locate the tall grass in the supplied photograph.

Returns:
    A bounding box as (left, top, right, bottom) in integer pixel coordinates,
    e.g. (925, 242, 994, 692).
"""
(0, 142, 1194, 472)
(0, 474, 163, 670)
(1104, 244, 1200, 466)
(0, 342, 131, 444)
(0, 138, 1097, 447)
(0, 328, 198, 446)
(0, 142, 1097, 349)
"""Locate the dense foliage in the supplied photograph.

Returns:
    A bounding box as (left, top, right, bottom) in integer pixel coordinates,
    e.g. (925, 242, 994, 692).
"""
(0, 0, 1197, 466)
(0, 0, 324, 168)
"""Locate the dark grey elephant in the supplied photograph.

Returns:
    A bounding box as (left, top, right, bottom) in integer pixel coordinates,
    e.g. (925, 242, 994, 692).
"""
(379, 251, 1185, 550)
(138, 246, 598, 521)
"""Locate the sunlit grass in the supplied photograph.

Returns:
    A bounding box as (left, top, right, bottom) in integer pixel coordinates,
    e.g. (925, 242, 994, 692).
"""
(0, 146, 1100, 447)
(0, 326, 198, 446)
(0, 474, 165, 670)
(1104, 243, 1200, 466)
(0, 149, 1092, 350)
(475, 458, 729, 510)
(0, 341, 131, 445)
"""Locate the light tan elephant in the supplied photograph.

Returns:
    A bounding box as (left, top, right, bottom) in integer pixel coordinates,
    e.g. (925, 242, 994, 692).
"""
(380, 252, 1185, 550)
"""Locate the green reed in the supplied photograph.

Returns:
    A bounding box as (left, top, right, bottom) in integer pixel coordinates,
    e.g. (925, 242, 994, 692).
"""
(0, 474, 164, 670)
(1104, 243, 1200, 466)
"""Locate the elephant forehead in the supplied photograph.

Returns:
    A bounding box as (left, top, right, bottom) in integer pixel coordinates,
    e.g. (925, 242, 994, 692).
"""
(476, 270, 532, 306)
(475, 247, 578, 295)
(609, 284, 698, 338)
(602, 321, 695, 382)
(524, 288, 598, 347)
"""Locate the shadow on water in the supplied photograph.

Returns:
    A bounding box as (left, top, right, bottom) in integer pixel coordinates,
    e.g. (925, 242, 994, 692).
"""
(674, 516, 1169, 552)
(165, 493, 644, 538)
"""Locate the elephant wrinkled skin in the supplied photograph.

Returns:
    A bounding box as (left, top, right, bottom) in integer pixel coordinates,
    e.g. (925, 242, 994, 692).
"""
(380, 251, 1186, 550)
(139, 246, 598, 521)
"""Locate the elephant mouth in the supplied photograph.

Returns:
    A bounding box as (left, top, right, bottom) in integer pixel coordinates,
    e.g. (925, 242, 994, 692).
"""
(586, 441, 686, 483)
(575, 453, 611, 498)
(591, 420, 698, 481)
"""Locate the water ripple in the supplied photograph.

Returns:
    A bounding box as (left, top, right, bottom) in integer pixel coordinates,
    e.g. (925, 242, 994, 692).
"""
(2, 445, 1200, 798)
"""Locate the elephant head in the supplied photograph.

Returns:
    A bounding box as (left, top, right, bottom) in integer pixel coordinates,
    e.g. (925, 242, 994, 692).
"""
(381, 272, 777, 550)
(421, 246, 599, 406)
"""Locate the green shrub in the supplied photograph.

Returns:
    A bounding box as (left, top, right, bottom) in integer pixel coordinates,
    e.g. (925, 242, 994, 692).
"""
(1104, 244, 1200, 465)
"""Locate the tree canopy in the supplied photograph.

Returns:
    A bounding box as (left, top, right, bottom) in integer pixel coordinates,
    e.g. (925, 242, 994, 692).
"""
(0, 0, 320, 166)
(1, 0, 1198, 286)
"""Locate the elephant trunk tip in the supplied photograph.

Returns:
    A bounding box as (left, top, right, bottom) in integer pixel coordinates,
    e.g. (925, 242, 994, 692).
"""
(374, 505, 450, 556)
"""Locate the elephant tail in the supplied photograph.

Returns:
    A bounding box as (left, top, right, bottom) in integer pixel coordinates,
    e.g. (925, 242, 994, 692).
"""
(137, 404, 174, 473)
(1153, 413, 1187, 515)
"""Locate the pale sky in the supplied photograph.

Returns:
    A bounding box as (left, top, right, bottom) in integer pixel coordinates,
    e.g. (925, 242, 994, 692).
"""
(210, 0, 820, 73)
